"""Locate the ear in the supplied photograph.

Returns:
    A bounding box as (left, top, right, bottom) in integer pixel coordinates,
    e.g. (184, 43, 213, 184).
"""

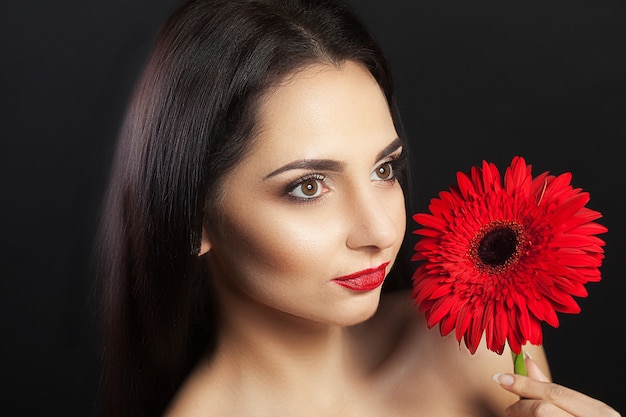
(198, 226, 212, 256)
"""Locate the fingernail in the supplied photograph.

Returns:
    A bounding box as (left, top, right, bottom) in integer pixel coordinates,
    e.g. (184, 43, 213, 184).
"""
(492, 373, 515, 386)
(523, 350, 533, 360)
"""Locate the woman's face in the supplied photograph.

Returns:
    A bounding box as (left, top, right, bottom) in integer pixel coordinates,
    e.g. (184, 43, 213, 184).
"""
(202, 61, 406, 327)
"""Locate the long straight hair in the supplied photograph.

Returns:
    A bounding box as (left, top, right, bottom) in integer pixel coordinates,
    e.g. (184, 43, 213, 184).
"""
(96, 0, 410, 415)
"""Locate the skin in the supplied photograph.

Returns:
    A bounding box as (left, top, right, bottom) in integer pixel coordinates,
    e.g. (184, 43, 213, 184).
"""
(166, 61, 620, 417)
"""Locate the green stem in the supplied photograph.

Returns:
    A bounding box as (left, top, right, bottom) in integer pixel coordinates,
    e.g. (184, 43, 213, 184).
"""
(512, 351, 527, 376)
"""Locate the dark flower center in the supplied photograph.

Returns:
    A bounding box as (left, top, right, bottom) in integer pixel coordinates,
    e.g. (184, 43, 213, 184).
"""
(468, 220, 527, 274)
(478, 227, 517, 266)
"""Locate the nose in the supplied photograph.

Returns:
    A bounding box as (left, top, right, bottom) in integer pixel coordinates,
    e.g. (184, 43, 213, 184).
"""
(345, 187, 402, 251)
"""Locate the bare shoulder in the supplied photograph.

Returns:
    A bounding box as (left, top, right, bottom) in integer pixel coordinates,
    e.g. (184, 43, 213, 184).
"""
(374, 289, 550, 378)
(364, 289, 552, 415)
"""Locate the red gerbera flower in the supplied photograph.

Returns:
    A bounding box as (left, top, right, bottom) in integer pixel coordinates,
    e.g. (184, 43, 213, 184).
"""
(411, 156, 607, 355)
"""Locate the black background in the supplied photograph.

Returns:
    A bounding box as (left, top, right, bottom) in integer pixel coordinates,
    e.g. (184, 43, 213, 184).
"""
(1, 0, 624, 415)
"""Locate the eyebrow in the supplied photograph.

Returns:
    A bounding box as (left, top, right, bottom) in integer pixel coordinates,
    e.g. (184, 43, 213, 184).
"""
(263, 137, 403, 179)
(376, 137, 403, 163)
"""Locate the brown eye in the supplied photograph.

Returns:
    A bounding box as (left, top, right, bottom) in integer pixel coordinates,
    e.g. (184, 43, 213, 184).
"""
(300, 179, 318, 196)
(288, 174, 326, 200)
(374, 162, 393, 180)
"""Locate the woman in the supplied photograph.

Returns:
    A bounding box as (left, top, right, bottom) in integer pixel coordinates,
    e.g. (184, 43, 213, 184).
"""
(96, 0, 621, 416)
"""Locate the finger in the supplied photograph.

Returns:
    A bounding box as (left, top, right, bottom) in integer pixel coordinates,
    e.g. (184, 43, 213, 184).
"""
(493, 373, 620, 417)
(505, 399, 572, 417)
(524, 356, 550, 383)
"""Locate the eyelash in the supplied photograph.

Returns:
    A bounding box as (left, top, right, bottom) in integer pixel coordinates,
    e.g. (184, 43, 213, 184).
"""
(286, 173, 328, 203)
(387, 152, 407, 184)
(285, 153, 406, 203)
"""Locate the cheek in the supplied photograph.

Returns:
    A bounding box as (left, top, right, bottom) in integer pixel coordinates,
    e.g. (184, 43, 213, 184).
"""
(214, 184, 407, 282)
(216, 208, 339, 280)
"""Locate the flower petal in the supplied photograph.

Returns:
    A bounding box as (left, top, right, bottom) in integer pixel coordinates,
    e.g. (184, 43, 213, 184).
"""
(410, 156, 606, 355)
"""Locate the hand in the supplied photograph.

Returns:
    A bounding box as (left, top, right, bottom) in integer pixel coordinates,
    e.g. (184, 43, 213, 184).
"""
(493, 356, 621, 417)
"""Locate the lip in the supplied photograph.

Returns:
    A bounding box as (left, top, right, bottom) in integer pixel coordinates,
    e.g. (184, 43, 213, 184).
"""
(332, 262, 390, 291)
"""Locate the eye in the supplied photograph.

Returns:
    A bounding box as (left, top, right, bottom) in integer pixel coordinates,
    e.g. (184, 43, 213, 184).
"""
(288, 174, 327, 200)
(371, 161, 395, 181)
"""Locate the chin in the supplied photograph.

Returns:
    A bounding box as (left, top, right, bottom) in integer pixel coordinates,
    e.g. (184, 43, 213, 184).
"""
(330, 290, 382, 326)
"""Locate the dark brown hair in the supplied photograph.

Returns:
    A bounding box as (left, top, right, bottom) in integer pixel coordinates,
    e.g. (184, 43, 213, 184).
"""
(96, 0, 409, 415)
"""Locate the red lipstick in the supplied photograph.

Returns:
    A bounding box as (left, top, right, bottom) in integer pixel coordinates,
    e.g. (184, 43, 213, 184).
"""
(333, 262, 390, 291)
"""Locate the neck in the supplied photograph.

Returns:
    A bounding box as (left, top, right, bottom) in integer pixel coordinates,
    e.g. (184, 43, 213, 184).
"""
(209, 284, 366, 394)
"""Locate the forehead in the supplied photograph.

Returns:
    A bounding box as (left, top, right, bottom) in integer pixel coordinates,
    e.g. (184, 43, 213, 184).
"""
(248, 60, 395, 162)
